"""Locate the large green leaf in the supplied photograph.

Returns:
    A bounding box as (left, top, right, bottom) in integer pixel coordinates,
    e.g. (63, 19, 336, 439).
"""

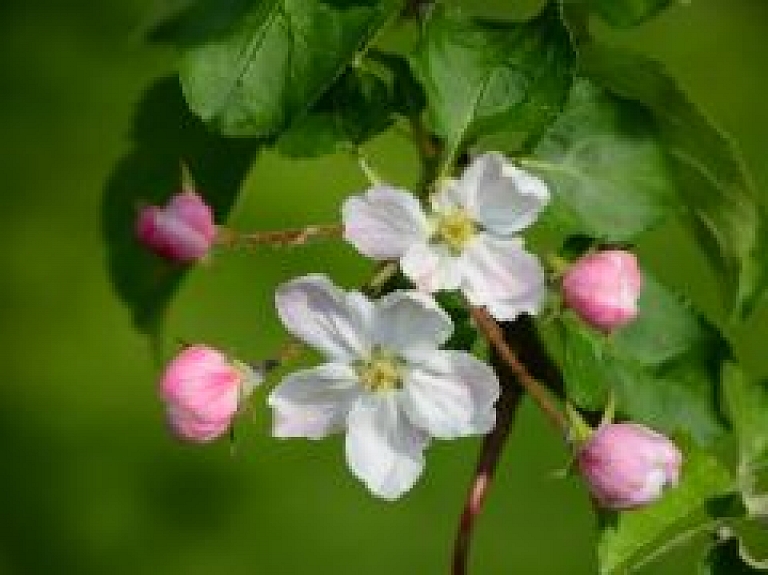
(598, 447, 733, 575)
(102, 76, 260, 338)
(531, 78, 675, 241)
(578, 45, 768, 318)
(558, 274, 729, 445)
(591, 0, 672, 27)
(178, 0, 404, 137)
(277, 68, 394, 157)
(410, 4, 573, 161)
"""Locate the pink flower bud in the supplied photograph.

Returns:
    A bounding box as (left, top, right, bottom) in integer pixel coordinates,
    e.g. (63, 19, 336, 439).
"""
(136, 191, 216, 262)
(159, 345, 259, 443)
(562, 250, 643, 332)
(577, 422, 682, 509)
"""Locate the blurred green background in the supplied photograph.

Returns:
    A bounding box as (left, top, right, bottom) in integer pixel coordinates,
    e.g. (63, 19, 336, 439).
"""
(2, 0, 767, 573)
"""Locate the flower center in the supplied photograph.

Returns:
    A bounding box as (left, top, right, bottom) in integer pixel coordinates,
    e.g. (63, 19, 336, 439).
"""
(434, 208, 476, 253)
(356, 347, 403, 393)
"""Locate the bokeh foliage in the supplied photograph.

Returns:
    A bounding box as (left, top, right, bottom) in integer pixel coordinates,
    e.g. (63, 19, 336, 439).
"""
(2, 0, 768, 573)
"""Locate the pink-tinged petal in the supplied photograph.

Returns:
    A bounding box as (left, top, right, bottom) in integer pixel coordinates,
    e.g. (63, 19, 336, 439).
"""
(268, 363, 361, 439)
(275, 275, 373, 362)
(345, 394, 429, 500)
(577, 422, 682, 509)
(166, 406, 231, 443)
(159, 345, 245, 425)
(562, 250, 643, 333)
(474, 161, 550, 235)
(401, 350, 499, 439)
(343, 185, 429, 260)
(459, 234, 546, 320)
(400, 242, 462, 293)
(135, 191, 216, 262)
(372, 291, 454, 354)
(168, 191, 217, 242)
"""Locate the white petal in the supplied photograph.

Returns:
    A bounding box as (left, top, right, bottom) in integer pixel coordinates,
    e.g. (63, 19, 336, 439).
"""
(474, 157, 550, 235)
(430, 178, 465, 213)
(343, 185, 429, 260)
(275, 275, 373, 361)
(459, 235, 546, 320)
(345, 394, 429, 500)
(373, 290, 453, 354)
(455, 152, 504, 213)
(402, 350, 499, 439)
(400, 242, 462, 293)
(432, 153, 506, 216)
(268, 363, 361, 439)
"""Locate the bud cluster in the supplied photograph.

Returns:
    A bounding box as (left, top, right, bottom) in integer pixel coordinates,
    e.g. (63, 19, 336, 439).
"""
(136, 158, 680, 509)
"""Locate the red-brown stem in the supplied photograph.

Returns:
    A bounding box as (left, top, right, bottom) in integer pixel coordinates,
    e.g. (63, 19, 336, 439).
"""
(452, 309, 566, 575)
(452, 383, 523, 575)
(470, 307, 568, 433)
(216, 224, 342, 248)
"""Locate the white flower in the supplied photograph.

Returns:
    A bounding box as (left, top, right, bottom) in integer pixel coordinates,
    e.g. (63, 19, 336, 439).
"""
(343, 152, 550, 320)
(268, 274, 500, 500)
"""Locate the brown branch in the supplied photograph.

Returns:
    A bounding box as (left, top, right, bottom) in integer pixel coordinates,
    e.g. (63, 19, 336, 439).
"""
(470, 307, 568, 434)
(452, 310, 566, 575)
(452, 382, 523, 575)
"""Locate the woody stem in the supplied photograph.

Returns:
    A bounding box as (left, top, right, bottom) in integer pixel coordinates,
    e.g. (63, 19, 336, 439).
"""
(216, 224, 343, 248)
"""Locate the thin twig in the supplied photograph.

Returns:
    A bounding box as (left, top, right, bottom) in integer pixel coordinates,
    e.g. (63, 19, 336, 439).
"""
(470, 307, 568, 433)
(216, 224, 343, 249)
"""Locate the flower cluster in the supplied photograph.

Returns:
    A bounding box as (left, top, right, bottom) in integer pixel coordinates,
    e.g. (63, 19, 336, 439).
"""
(140, 152, 680, 509)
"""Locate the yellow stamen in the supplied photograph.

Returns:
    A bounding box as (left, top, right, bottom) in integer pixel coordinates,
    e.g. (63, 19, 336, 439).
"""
(435, 208, 476, 253)
(357, 348, 403, 393)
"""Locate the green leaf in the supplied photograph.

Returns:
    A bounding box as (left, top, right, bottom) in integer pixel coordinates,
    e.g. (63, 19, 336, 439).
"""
(102, 76, 260, 338)
(178, 0, 405, 137)
(558, 273, 729, 444)
(556, 0, 590, 47)
(277, 68, 397, 158)
(435, 291, 478, 352)
(578, 45, 768, 318)
(277, 51, 426, 157)
(701, 531, 768, 574)
(410, 4, 573, 161)
(728, 520, 768, 569)
(591, 0, 672, 27)
(598, 446, 733, 574)
(530, 77, 676, 241)
(368, 50, 428, 120)
(723, 365, 768, 517)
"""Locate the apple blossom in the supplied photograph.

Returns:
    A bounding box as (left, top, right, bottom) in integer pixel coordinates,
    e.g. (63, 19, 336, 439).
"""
(577, 422, 682, 509)
(268, 274, 500, 499)
(342, 152, 549, 321)
(136, 191, 217, 262)
(562, 250, 643, 332)
(160, 345, 262, 442)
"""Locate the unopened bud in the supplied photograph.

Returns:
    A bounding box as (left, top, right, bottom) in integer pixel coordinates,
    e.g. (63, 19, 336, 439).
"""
(577, 422, 682, 509)
(159, 345, 261, 443)
(562, 250, 643, 332)
(136, 191, 216, 262)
